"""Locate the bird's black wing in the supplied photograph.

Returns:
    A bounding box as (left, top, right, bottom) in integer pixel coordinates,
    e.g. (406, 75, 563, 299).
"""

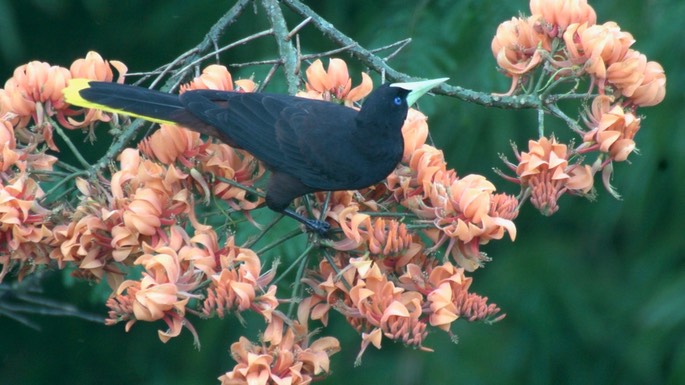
(179, 90, 363, 190)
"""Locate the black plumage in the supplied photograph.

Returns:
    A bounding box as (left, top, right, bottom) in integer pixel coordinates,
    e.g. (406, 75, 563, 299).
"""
(65, 78, 446, 233)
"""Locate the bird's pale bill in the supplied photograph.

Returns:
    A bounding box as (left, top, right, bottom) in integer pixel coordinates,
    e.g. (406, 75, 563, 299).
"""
(390, 77, 449, 106)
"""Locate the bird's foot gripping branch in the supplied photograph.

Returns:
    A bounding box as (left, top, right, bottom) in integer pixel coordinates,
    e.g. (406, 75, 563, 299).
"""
(0, 0, 666, 383)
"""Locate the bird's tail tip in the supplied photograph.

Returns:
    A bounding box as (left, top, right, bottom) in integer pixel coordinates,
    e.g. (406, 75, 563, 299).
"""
(63, 78, 93, 108)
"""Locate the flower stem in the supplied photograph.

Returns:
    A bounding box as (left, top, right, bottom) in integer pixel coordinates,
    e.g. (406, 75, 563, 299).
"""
(50, 119, 91, 169)
(271, 243, 313, 287)
(255, 228, 304, 255)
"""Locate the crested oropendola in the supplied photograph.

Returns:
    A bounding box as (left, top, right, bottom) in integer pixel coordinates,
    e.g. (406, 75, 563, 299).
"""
(63, 76, 447, 234)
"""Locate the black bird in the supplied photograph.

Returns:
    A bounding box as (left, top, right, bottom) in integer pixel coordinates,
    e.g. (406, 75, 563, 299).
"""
(63, 77, 447, 234)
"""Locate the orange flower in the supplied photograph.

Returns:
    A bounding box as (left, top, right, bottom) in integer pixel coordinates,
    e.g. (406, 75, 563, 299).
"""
(2, 61, 72, 149)
(563, 21, 634, 86)
(630, 60, 666, 107)
(530, 0, 597, 33)
(182, 64, 233, 92)
(348, 273, 429, 350)
(584, 96, 641, 162)
(491, 16, 551, 94)
(108, 227, 204, 345)
(401, 108, 429, 163)
(332, 204, 421, 263)
(0, 175, 52, 281)
(302, 58, 373, 105)
(66, 52, 127, 128)
(202, 237, 277, 320)
(200, 143, 265, 210)
(419, 174, 517, 271)
(111, 148, 190, 203)
(122, 187, 164, 236)
(4, 61, 71, 115)
(425, 262, 503, 329)
(514, 137, 594, 215)
(0, 120, 20, 172)
(489, 193, 519, 222)
(70, 51, 127, 83)
(25, 149, 57, 173)
(606, 49, 647, 97)
(219, 322, 340, 385)
(180, 64, 257, 93)
(387, 144, 454, 206)
(138, 124, 206, 165)
(52, 215, 107, 269)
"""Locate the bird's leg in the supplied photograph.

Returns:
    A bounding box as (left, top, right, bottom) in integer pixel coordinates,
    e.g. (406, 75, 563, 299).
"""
(283, 208, 331, 236)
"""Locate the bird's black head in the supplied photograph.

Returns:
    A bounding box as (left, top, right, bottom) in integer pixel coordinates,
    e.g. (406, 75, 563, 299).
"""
(356, 78, 448, 133)
(356, 84, 411, 133)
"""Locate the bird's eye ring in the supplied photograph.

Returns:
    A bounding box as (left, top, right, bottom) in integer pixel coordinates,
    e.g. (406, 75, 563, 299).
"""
(393, 96, 402, 106)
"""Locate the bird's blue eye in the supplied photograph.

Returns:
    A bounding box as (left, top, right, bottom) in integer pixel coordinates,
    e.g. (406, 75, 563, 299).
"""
(393, 96, 402, 106)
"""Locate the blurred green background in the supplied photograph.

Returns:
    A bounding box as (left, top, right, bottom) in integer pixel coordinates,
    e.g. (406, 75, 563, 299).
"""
(0, 0, 683, 384)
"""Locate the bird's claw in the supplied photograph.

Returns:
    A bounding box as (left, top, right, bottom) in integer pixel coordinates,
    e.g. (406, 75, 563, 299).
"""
(304, 219, 331, 236)
(283, 208, 331, 236)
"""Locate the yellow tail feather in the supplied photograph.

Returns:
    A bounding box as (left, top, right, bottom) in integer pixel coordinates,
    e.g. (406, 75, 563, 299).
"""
(62, 79, 177, 125)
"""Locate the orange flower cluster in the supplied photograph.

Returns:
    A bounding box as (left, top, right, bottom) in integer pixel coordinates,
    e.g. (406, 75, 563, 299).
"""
(202, 237, 278, 320)
(50, 132, 260, 287)
(492, 0, 666, 213)
(219, 318, 340, 385)
(0, 95, 57, 280)
(0, 51, 126, 150)
(491, 0, 666, 107)
(0, 60, 273, 346)
(49, 148, 193, 287)
(0, 176, 52, 281)
(299, 58, 373, 105)
(138, 124, 265, 210)
(530, 0, 596, 34)
(387, 143, 518, 271)
(332, 205, 420, 260)
(0, 116, 57, 175)
(502, 137, 594, 215)
(491, 15, 552, 95)
(299, 253, 502, 364)
(582, 95, 641, 163)
(106, 227, 278, 346)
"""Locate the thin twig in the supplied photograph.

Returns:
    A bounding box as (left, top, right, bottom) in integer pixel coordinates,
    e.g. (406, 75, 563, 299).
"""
(260, 62, 281, 91)
(215, 176, 266, 198)
(55, 160, 82, 173)
(147, 48, 199, 88)
(368, 38, 412, 55)
(50, 121, 91, 168)
(40, 170, 89, 204)
(378, 38, 412, 61)
(262, 0, 300, 94)
(287, 249, 310, 317)
(243, 213, 286, 249)
(229, 44, 357, 68)
(286, 16, 312, 41)
(256, 229, 304, 255)
(270, 243, 314, 287)
(0, 307, 41, 330)
(170, 29, 275, 84)
(546, 103, 585, 135)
